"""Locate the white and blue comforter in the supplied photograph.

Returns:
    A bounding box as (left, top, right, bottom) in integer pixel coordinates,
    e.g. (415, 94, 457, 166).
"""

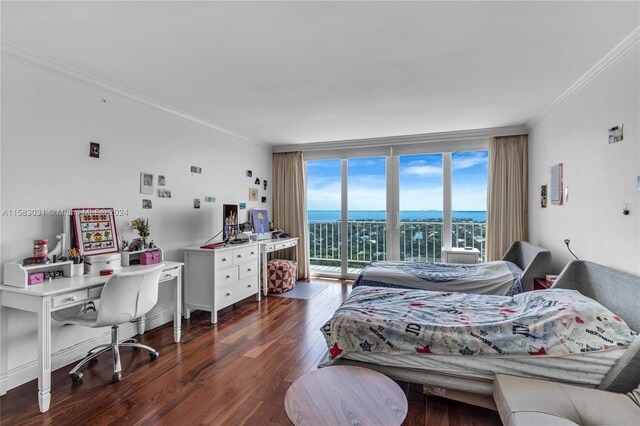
(322, 287, 637, 360)
(354, 260, 523, 296)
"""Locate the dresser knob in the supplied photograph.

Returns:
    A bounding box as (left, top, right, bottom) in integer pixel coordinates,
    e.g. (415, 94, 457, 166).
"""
(226, 275, 231, 279)
(226, 292, 231, 296)
(247, 284, 252, 288)
(68, 296, 77, 302)
(247, 268, 252, 272)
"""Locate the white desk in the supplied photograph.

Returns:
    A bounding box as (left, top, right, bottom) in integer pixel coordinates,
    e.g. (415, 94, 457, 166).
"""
(258, 237, 299, 296)
(0, 261, 183, 413)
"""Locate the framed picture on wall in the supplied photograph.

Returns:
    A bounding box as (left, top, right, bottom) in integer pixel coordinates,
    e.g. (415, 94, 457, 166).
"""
(140, 172, 154, 194)
(252, 209, 271, 240)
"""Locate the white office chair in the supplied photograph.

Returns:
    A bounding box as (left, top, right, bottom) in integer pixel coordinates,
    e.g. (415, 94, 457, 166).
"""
(64, 264, 165, 383)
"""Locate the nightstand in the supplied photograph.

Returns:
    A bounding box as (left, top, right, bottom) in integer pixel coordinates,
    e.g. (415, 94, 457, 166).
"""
(533, 277, 553, 290)
(442, 247, 480, 264)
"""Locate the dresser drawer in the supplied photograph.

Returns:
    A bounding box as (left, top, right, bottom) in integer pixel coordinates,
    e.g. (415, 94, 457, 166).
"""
(215, 277, 258, 309)
(52, 290, 89, 308)
(215, 251, 233, 269)
(246, 246, 259, 261)
(238, 261, 258, 279)
(215, 266, 239, 287)
(232, 247, 249, 265)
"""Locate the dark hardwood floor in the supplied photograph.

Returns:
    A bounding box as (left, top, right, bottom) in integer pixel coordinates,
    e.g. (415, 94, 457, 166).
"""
(0, 279, 501, 425)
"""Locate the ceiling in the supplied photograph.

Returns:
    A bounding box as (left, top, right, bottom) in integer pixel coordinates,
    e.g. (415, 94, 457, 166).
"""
(2, 1, 639, 146)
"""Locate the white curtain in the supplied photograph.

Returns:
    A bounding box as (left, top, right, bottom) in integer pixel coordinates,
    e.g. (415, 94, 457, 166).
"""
(273, 152, 310, 279)
(486, 135, 528, 261)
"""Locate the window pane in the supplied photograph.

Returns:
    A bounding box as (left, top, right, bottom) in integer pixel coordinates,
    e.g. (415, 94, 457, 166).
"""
(347, 157, 386, 272)
(307, 159, 341, 271)
(399, 154, 443, 262)
(452, 151, 488, 261)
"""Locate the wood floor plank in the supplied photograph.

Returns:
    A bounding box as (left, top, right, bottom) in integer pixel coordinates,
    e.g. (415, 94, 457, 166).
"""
(1, 279, 501, 426)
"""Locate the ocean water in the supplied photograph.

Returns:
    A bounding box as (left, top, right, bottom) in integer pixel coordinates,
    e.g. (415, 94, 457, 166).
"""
(308, 210, 486, 222)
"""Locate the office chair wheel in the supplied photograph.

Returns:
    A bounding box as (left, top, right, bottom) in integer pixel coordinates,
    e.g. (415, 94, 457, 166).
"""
(112, 372, 121, 383)
(149, 351, 159, 361)
(70, 372, 83, 383)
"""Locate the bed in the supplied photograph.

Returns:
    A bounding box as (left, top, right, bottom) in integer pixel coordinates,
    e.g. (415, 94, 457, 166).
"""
(353, 241, 550, 295)
(320, 260, 640, 400)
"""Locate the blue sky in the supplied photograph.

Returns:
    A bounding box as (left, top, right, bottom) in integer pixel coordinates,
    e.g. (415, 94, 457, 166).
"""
(307, 151, 488, 210)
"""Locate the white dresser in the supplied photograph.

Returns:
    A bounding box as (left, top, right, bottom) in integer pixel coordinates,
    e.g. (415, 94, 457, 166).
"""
(184, 242, 260, 323)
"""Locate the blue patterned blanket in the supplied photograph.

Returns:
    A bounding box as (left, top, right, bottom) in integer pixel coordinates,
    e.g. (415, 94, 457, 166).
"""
(354, 260, 523, 296)
(322, 286, 636, 359)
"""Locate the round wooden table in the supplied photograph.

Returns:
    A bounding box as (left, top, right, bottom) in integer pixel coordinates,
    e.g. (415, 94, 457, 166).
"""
(284, 366, 408, 426)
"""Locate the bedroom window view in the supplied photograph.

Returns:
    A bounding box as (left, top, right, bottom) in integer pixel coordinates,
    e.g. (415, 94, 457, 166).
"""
(307, 159, 342, 273)
(398, 154, 443, 262)
(347, 157, 387, 272)
(452, 151, 488, 260)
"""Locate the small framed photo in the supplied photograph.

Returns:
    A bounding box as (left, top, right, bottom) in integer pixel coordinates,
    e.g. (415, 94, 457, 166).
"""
(142, 199, 152, 209)
(194, 198, 201, 209)
(255, 178, 261, 185)
(540, 185, 547, 208)
(608, 124, 623, 144)
(249, 188, 258, 201)
(89, 142, 100, 158)
(158, 175, 166, 186)
(261, 196, 267, 203)
(246, 170, 253, 177)
(140, 172, 154, 194)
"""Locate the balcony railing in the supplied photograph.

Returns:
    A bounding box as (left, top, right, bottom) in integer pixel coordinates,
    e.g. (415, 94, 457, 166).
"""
(309, 220, 486, 271)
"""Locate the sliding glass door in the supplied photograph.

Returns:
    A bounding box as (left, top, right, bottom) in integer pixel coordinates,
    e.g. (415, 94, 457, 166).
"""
(398, 154, 443, 262)
(306, 149, 488, 277)
(347, 157, 387, 272)
(307, 159, 341, 273)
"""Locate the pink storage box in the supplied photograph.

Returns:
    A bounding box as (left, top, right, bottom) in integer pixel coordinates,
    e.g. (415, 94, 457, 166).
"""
(28, 272, 44, 285)
(140, 250, 162, 265)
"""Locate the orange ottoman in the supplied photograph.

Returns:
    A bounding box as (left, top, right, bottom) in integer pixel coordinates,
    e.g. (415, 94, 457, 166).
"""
(267, 259, 297, 293)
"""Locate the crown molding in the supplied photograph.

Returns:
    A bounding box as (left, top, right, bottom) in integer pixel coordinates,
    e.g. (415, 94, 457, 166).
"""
(529, 26, 640, 127)
(273, 125, 528, 153)
(1, 41, 265, 147)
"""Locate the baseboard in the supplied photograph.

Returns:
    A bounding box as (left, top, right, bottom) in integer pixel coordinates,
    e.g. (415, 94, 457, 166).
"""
(0, 308, 175, 394)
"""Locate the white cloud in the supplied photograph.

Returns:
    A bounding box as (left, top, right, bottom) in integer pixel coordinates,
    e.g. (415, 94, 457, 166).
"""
(452, 153, 487, 171)
(402, 165, 442, 177)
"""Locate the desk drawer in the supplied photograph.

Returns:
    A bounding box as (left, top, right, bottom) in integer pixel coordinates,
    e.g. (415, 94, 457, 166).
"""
(160, 267, 179, 282)
(238, 261, 258, 279)
(275, 240, 295, 250)
(215, 266, 239, 287)
(52, 290, 89, 308)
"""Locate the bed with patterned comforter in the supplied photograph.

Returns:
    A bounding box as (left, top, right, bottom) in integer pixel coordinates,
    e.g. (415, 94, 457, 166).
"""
(322, 286, 636, 360)
(353, 260, 524, 296)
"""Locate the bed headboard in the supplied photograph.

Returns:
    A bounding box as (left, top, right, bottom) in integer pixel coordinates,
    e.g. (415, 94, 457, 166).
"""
(501, 241, 551, 292)
(552, 260, 640, 393)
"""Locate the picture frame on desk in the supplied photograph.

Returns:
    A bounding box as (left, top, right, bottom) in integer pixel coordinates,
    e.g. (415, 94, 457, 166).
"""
(252, 209, 271, 240)
(72, 208, 120, 256)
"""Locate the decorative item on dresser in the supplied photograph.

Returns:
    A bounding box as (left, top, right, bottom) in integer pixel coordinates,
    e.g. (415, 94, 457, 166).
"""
(184, 241, 260, 324)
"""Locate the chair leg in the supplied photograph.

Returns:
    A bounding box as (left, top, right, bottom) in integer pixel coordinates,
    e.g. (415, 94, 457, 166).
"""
(111, 325, 122, 382)
(119, 342, 159, 360)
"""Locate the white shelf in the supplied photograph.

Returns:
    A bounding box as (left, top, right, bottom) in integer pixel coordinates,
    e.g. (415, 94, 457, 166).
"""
(3, 259, 74, 288)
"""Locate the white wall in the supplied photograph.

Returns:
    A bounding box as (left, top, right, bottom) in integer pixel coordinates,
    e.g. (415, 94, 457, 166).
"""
(528, 48, 639, 275)
(0, 57, 273, 390)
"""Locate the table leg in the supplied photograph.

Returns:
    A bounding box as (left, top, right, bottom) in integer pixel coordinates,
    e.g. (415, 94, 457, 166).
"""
(174, 269, 182, 342)
(37, 299, 52, 413)
(262, 251, 268, 296)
